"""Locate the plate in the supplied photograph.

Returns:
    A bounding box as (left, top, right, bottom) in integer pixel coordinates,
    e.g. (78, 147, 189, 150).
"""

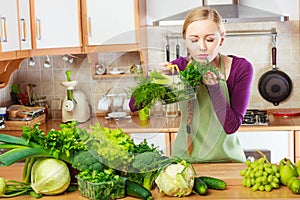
(109, 71, 125, 75)
(108, 112, 127, 119)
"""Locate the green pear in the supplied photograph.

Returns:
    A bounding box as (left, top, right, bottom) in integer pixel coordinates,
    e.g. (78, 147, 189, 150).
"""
(279, 158, 298, 185)
(296, 160, 300, 176)
(289, 178, 300, 194)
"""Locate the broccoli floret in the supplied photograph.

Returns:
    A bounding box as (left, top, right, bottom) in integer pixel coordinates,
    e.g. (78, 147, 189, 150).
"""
(129, 151, 166, 191)
(132, 152, 162, 171)
(71, 150, 105, 172)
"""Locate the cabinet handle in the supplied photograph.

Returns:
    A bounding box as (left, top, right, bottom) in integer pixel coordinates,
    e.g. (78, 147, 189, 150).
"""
(36, 18, 41, 40)
(1, 17, 8, 42)
(20, 18, 27, 41)
(87, 17, 92, 38)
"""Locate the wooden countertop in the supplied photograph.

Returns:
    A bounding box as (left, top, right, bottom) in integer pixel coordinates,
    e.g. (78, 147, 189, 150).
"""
(1, 108, 300, 137)
(1, 162, 299, 199)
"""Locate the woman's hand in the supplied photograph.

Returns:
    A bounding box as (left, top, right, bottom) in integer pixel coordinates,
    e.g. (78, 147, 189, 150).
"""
(202, 71, 224, 85)
(154, 62, 172, 74)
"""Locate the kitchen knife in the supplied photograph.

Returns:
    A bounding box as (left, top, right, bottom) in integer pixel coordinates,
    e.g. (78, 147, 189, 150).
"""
(176, 41, 180, 58)
(166, 38, 170, 62)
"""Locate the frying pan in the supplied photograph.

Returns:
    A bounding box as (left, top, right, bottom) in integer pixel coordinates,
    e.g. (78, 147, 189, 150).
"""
(258, 46, 292, 106)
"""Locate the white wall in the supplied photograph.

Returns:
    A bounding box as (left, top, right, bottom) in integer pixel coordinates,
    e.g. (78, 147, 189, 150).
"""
(240, 0, 299, 20)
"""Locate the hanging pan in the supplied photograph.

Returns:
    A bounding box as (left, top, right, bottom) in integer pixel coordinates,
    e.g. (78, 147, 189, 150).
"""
(258, 41, 292, 106)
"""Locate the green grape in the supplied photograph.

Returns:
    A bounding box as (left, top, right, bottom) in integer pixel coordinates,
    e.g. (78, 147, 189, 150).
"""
(273, 176, 280, 183)
(258, 157, 265, 164)
(262, 176, 268, 185)
(263, 171, 268, 177)
(240, 169, 247, 176)
(271, 164, 278, 173)
(259, 185, 265, 191)
(252, 183, 260, 191)
(246, 178, 252, 188)
(245, 159, 251, 166)
(255, 170, 263, 177)
(275, 172, 280, 178)
(271, 181, 280, 189)
(258, 164, 264, 170)
(251, 178, 256, 186)
(264, 184, 273, 192)
(267, 175, 273, 183)
(265, 167, 273, 174)
(242, 178, 247, 187)
(256, 176, 263, 183)
(250, 171, 255, 178)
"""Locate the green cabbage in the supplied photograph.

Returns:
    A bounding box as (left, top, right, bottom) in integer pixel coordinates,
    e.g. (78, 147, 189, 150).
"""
(31, 158, 70, 195)
(155, 160, 195, 197)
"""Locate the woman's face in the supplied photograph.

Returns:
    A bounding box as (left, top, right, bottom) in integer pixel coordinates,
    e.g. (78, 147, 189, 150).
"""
(184, 19, 224, 63)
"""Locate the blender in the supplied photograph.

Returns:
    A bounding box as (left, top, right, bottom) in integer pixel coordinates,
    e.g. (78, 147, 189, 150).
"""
(61, 70, 91, 123)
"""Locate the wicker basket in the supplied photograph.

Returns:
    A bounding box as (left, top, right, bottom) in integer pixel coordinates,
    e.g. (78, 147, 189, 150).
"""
(162, 83, 198, 105)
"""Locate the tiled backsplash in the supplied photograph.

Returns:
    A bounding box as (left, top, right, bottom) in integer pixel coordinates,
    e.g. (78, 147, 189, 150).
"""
(0, 20, 299, 117)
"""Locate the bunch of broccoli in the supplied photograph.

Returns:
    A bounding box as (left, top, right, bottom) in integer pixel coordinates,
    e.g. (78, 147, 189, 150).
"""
(71, 150, 105, 172)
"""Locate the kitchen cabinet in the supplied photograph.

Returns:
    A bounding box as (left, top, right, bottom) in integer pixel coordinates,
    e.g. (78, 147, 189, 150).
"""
(83, 0, 136, 46)
(18, 0, 32, 51)
(0, 0, 20, 53)
(30, 0, 81, 50)
(237, 131, 295, 163)
(294, 130, 300, 163)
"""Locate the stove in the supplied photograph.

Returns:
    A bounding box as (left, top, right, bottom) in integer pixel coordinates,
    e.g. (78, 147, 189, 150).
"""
(242, 109, 269, 126)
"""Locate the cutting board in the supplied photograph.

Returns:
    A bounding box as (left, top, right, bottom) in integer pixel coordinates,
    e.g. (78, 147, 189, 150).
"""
(2, 114, 46, 131)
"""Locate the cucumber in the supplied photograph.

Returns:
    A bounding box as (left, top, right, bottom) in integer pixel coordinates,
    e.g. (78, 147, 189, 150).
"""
(193, 177, 208, 195)
(198, 176, 227, 190)
(125, 180, 153, 200)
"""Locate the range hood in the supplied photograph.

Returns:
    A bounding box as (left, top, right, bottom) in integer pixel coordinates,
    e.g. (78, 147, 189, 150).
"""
(153, 4, 289, 26)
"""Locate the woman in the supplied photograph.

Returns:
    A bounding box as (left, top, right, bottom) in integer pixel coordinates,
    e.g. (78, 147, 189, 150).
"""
(162, 7, 253, 163)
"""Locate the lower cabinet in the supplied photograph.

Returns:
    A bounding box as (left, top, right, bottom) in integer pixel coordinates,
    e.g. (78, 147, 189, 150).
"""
(237, 131, 295, 163)
(129, 133, 171, 156)
(294, 130, 300, 163)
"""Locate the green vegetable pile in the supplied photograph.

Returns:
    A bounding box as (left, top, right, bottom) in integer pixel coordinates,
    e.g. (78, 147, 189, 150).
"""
(131, 60, 223, 110)
(0, 121, 85, 198)
(179, 59, 222, 88)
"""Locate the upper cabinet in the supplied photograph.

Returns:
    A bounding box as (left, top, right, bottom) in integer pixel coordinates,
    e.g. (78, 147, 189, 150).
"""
(82, 0, 145, 53)
(83, 0, 136, 45)
(18, 0, 32, 51)
(0, 0, 20, 53)
(30, 0, 82, 49)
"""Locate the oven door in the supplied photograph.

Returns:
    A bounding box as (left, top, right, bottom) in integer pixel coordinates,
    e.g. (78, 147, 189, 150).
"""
(237, 130, 294, 163)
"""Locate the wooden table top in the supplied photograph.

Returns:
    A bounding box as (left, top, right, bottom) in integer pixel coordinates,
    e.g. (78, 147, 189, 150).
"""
(1, 162, 300, 199)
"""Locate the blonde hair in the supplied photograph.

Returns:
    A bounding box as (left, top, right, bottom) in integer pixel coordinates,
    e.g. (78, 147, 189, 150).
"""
(182, 7, 226, 39)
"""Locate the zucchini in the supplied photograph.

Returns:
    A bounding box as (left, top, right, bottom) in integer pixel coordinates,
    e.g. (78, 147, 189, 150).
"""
(193, 177, 208, 195)
(125, 180, 152, 200)
(198, 176, 227, 190)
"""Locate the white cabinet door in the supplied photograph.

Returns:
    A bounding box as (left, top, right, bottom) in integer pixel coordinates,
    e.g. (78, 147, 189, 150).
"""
(130, 133, 168, 155)
(33, 0, 81, 49)
(0, 0, 20, 52)
(18, 0, 31, 50)
(237, 131, 294, 163)
(85, 0, 136, 45)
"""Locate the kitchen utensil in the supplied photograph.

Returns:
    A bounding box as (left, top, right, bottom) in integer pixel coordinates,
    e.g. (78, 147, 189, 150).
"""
(176, 39, 180, 58)
(258, 34, 292, 106)
(166, 37, 170, 62)
(44, 55, 51, 68)
(29, 57, 36, 67)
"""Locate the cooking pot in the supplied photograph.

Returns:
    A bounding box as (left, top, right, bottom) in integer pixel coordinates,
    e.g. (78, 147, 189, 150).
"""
(258, 46, 292, 106)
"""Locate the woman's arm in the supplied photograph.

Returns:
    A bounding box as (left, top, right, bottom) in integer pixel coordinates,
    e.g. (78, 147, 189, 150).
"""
(207, 57, 253, 134)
